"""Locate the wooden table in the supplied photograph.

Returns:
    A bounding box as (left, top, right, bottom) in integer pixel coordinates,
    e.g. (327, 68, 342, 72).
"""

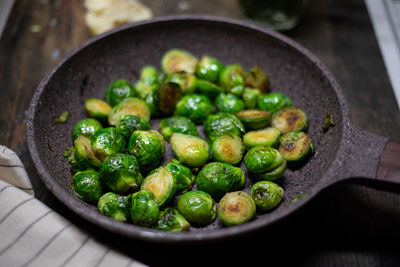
(1, 0, 400, 265)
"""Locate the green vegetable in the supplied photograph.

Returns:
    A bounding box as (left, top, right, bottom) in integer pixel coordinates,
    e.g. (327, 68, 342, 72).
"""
(145, 88, 163, 118)
(164, 73, 197, 95)
(196, 162, 245, 199)
(140, 167, 176, 207)
(108, 97, 151, 126)
(279, 131, 313, 162)
(175, 94, 213, 124)
(236, 109, 271, 130)
(211, 135, 245, 165)
(323, 112, 335, 132)
(105, 79, 137, 106)
(64, 146, 76, 164)
(196, 56, 223, 82)
(177, 190, 216, 225)
(161, 49, 198, 74)
(170, 133, 210, 168)
(243, 66, 269, 93)
(218, 191, 256, 226)
(154, 207, 190, 232)
(158, 115, 198, 141)
(196, 79, 224, 99)
(219, 64, 245, 96)
(84, 98, 111, 121)
(152, 82, 182, 116)
(215, 93, 245, 114)
(243, 127, 281, 149)
(91, 127, 126, 162)
(270, 106, 308, 134)
(74, 135, 102, 169)
(257, 92, 292, 114)
(98, 192, 130, 222)
(252, 159, 286, 182)
(72, 169, 103, 203)
(130, 190, 159, 227)
(135, 65, 159, 98)
(72, 118, 103, 141)
(116, 114, 151, 139)
(242, 87, 261, 109)
(244, 146, 283, 174)
(250, 181, 284, 211)
(164, 159, 195, 194)
(100, 153, 142, 194)
(56, 111, 69, 123)
(203, 112, 245, 143)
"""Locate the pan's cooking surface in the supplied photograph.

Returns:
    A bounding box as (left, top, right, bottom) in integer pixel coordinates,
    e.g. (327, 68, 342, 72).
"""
(28, 16, 345, 241)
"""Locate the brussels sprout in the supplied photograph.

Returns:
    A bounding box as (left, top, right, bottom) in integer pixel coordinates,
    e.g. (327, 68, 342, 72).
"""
(128, 130, 164, 173)
(177, 190, 216, 225)
(270, 107, 308, 134)
(219, 64, 245, 96)
(145, 88, 163, 118)
(72, 169, 103, 203)
(152, 82, 182, 116)
(158, 115, 198, 141)
(243, 66, 269, 93)
(64, 146, 76, 165)
(130, 190, 159, 227)
(105, 79, 137, 106)
(161, 49, 198, 74)
(116, 114, 151, 139)
(91, 127, 126, 162)
(250, 181, 284, 211)
(242, 87, 261, 109)
(56, 111, 69, 123)
(196, 79, 224, 99)
(170, 133, 210, 168)
(196, 162, 245, 199)
(74, 135, 102, 168)
(236, 109, 271, 130)
(175, 94, 213, 124)
(244, 146, 284, 174)
(135, 65, 159, 99)
(72, 118, 103, 141)
(98, 192, 130, 222)
(84, 98, 111, 121)
(154, 207, 190, 232)
(196, 56, 223, 82)
(140, 167, 176, 207)
(108, 97, 151, 126)
(215, 93, 245, 114)
(218, 191, 256, 226)
(257, 92, 292, 114)
(279, 131, 313, 162)
(253, 159, 286, 182)
(243, 127, 281, 149)
(164, 73, 197, 95)
(150, 130, 166, 155)
(211, 135, 245, 165)
(164, 159, 195, 194)
(100, 153, 142, 194)
(203, 112, 245, 143)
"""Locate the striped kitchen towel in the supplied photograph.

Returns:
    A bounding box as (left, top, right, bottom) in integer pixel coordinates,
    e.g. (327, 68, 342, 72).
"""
(0, 145, 145, 267)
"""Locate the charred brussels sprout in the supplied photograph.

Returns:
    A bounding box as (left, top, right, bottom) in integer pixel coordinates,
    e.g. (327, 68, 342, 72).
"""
(242, 87, 261, 109)
(158, 115, 198, 141)
(164, 72, 197, 95)
(203, 112, 245, 143)
(98, 192, 130, 222)
(84, 98, 111, 121)
(72, 169, 103, 203)
(236, 109, 271, 130)
(219, 64, 245, 96)
(218, 191, 256, 226)
(130, 190, 159, 227)
(128, 130, 164, 173)
(243, 66, 269, 93)
(74, 135, 102, 169)
(164, 159, 195, 194)
(91, 127, 126, 162)
(155, 207, 190, 232)
(196, 79, 224, 99)
(196, 56, 223, 82)
(279, 131, 313, 162)
(196, 162, 245, 199)
(152, 82, 182, 116)
(244, 146, 284, 174)
(135, 65, 159, 98)
(257, 92, 292, 114)
(177, 190, 216, 225)
(161, 49, 198, 74)
(116, 115, 151, 139)
(72, 118, 103, 141)
(105, 79, 137, 106)
(211, 135, 245, 165)
(271, 107, 308, 134)
(243, 127, 281, 149)
(215, 93, 245, 114)
(175, 94, 213, 124)
(140, 167, 176, 207)
(108, 97, 151, 126)
(100, 153, 142, 194)
(170, 133, 210, 168)
(250, 181, 284, 211)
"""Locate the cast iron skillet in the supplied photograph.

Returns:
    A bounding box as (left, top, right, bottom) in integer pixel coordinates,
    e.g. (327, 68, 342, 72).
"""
(27, 16, 400, 243)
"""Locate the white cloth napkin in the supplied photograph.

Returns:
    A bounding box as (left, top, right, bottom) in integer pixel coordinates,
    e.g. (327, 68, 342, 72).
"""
(0, 145, 145, 267)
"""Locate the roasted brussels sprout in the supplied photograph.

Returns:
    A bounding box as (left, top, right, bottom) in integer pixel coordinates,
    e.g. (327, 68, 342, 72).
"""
(196, 79, 224, 99)
(140, 167, 176, 207)
(196, 55, 223, 82)
(91, 127, 126, 162)
(105, 79, 137, 106)
(242, 87, 261, 109)
(154, 207, 190, 232)
(196, 162, 245, 199)
(257, 92, 292, 114)
(135, 65, 159, 98)
(130, 190, 159, 227)
(72, 169, 103, 203)
(116, 114, 151, 139)
(270, 107, 308, 134)
(250, 181, 284, 211)
(84, 98, 111, 121)
(236, 109, 271, 130)
(128, 130, 164, 173)
(158, 115, 198, 141)
(98, 192, 130, 222)
(74, 135, 102, 169)
(170, 133, 210, 168)
(279, 131, 314, 162)
(218, 191, 256, 226)
(108, 97, 151, 126)
(175, 94, 213, 124)
(243, 66, 269, 93)
(244, 146, 284, 174)
(177, 190, 216, 225)
(203, 112, 245, 143)
(215, 93, 245, 114)
(252, 159, 286, 182)
(211, 135, 245, 165)
(145, 88, 163, 118)
(243, 127, 281, 149)
(72, 118, 103, 141)
(219, 64, 245, 96)
(161, 49, 198, 74)
(100, 153, 142, 194)
(164, 72, 197, 95)
(164, 159, 195, 194)
(151, 82, 182, 116)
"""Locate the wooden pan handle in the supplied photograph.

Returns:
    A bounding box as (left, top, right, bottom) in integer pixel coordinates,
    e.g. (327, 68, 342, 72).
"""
(377, 141, 400, 183)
